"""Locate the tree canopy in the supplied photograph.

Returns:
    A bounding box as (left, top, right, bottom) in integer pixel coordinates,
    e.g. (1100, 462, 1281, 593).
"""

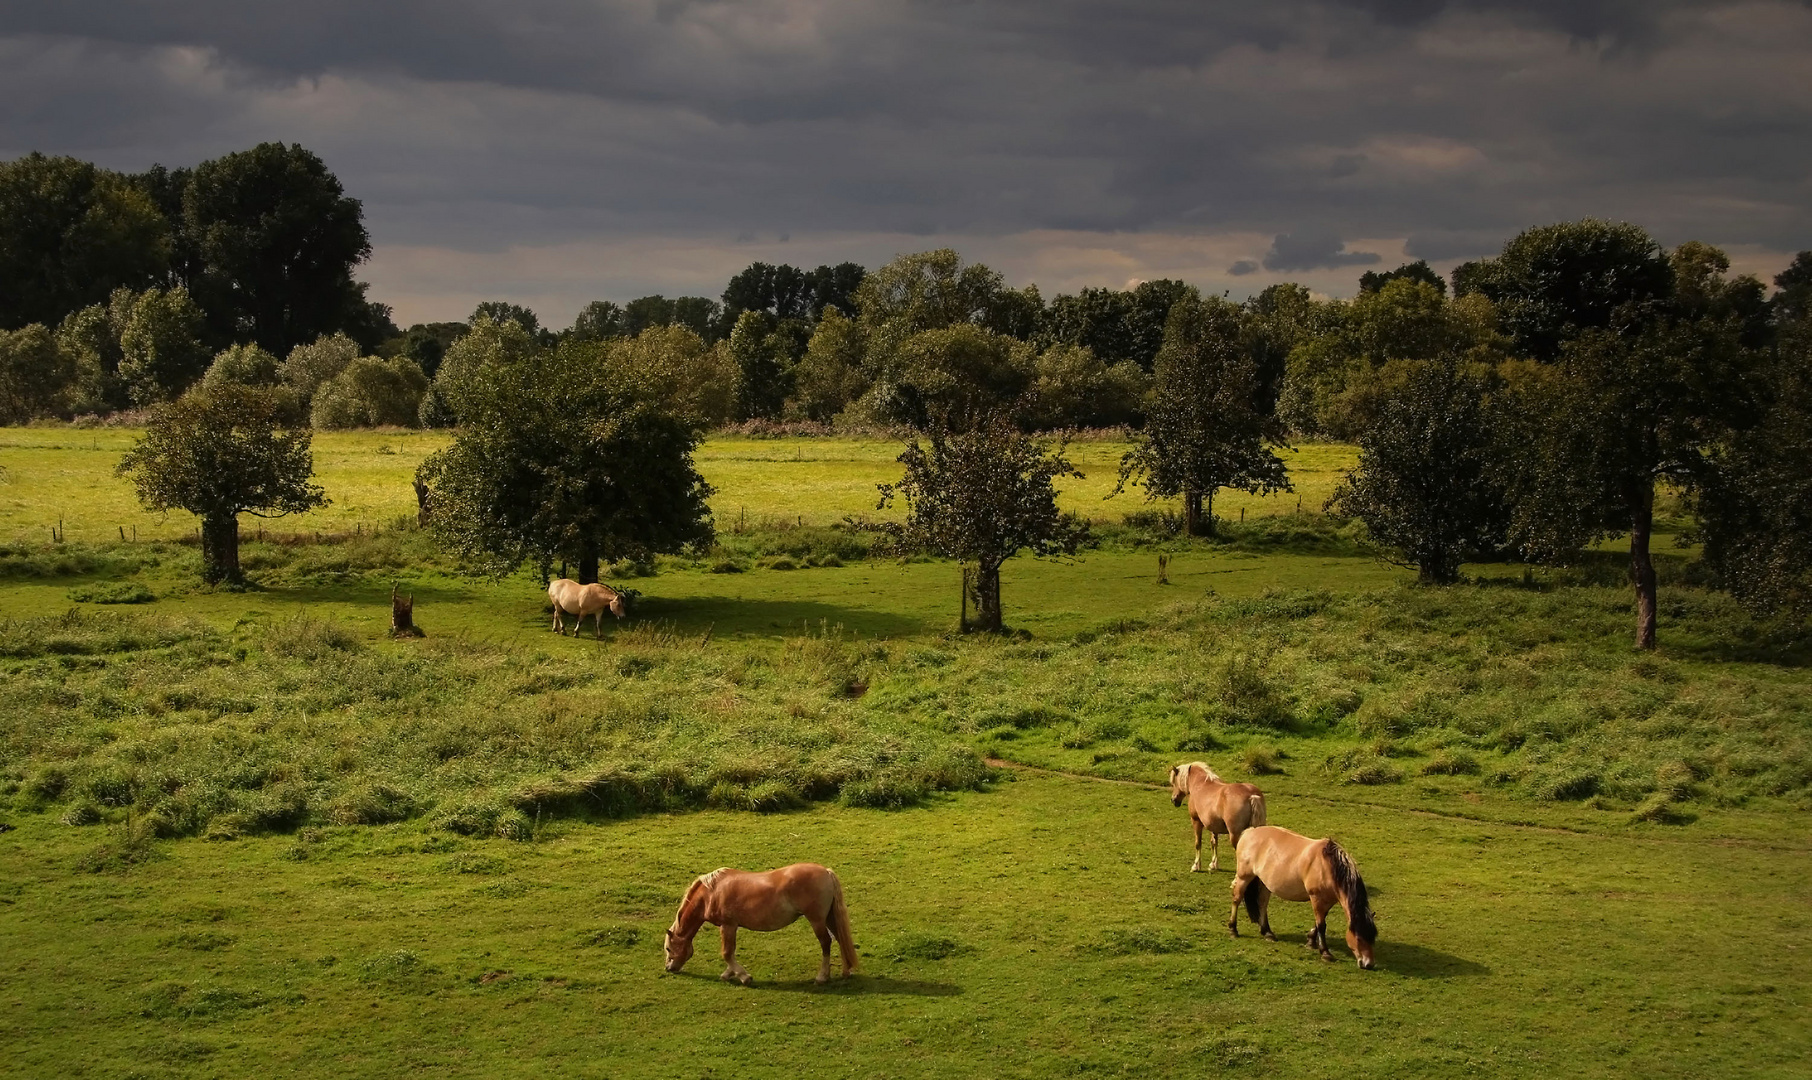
(417, 346, 714, 584)
(117, 384, 327, 584)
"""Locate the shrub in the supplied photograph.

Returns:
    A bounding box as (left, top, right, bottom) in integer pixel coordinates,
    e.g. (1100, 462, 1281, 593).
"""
(840, 773, 928, 809)
(1241, 746, 1284, 775)
(310, 356, 428, 429)
(1420, 750, 1480, 776)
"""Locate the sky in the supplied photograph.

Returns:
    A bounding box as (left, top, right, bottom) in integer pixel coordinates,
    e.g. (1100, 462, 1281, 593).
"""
(3, 0, 1809, 328)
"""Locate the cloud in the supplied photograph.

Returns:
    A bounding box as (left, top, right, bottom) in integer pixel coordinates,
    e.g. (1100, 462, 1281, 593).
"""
(1, 0, 1808, 312)
(1261, 231, 1384, 272)
(1229, 260, 1260, 276)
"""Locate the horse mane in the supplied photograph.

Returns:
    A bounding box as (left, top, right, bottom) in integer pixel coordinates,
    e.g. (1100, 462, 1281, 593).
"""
(1183, 761, 1221, 783)
(1322, 839, 1375, 944)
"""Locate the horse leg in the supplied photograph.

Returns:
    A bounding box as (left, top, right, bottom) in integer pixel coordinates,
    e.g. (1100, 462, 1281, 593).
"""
(720, 924, 752, 985)
(1310, 892, 1334, 961)
(807, 913, 834, 984)
(1208, 829, 1221, 873)
(1258, 886, 1275, 941)
(1228, 873, 1249, 938)
(1191, 816, 1204, 872)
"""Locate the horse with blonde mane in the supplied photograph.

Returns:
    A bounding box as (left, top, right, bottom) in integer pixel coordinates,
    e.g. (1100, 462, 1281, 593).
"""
(547, 577, 626, 639)
(1228, 825, 1377, 969)
(1168, 761, 1267, 872)
(664, 864, 857, 986)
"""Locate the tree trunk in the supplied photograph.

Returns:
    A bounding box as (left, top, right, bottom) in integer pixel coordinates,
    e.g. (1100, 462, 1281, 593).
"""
(972, 561, 1004, 633)
(412, 478, 432, 528)
(1183, 487, 1204, 536)
(1202, 490, 1217, 538)
(390, 585, 422, 638)
(200, 512, 242, 585)
(577, 542, 600, 585)
(1630, 479, 1657, 651)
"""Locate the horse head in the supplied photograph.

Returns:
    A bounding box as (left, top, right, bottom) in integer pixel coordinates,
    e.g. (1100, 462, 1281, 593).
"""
(1168, 761, 1217, 806)
(663, 927, 695, 972)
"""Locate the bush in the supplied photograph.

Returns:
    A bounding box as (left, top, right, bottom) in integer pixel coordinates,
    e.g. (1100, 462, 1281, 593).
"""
(1241, 746, 1284, 775)
(310, 356, 428, 428)
(1420, 750, 1480, 776)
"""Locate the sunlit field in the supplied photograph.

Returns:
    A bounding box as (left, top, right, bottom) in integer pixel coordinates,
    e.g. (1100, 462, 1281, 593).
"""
(1, 426, 1808, 1080)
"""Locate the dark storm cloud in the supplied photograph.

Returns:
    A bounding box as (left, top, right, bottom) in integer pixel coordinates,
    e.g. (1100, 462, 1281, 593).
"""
(1262, 232, 1383, 272)
(1, 0, 1808, 315)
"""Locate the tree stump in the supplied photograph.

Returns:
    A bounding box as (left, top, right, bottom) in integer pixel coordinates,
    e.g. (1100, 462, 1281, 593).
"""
(390, 585, 424, 638)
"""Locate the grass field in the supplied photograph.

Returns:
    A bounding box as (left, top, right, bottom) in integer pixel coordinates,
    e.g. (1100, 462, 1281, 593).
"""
(2, 426, 1809, 1078)
(0, 428, 1354, 542)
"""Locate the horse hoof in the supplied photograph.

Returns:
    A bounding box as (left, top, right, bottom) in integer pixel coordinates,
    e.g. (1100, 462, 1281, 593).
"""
(1319, 952, 1334, 963)
(1262, 932, 1277, 942)
(815, 975, 829, 985)
(739, 975, 754, 987)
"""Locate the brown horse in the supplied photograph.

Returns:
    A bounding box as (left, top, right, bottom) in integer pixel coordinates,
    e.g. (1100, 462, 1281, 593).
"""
(1168, 761, 1267, 872)
(547, 578, 626, 639)
(1228, 825, 1376, 969)
(664, 864, 857, 985)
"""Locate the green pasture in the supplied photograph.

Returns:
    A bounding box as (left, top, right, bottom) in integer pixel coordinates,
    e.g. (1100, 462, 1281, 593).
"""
(3, 774, 1808, 1080)
(0, 428, 1354, 542)
(1, 426, 1809, 1078)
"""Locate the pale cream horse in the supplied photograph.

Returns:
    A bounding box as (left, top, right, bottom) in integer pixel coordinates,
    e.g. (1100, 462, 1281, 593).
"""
(1229, 825, 1377, 969)
(664, 864, 857, 985)
(1168, 761, 1267, 872)
(546, 577, 626, 639)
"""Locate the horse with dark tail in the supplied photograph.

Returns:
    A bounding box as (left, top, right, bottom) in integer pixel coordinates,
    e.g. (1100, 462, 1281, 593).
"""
(1228, 826, 1377, 969)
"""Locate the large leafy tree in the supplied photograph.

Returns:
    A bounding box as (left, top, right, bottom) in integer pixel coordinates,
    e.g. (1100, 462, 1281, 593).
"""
(1453, 219, 1674, 362)
(0, 153, 170, 330)
(0, 324, 75, 423)
(184, 142, 373, 355)
(878, 418, 1087, 632)
(116, 286, 211, 405)
(1328, 358, 1507, 584)
(1119, 294, 1292, 535)
(1044, 278, 1191, 374)
(117, 384, 327, 584)
(1496, 242, 1761, 649)
(1688, 257, 1812, 623)
(417, 345, 714, 584)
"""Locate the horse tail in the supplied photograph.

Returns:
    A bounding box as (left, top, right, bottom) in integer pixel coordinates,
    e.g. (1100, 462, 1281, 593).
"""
(1247, 792, 1267, 828)
(1322, 839, 1376, 945)
(829, 873, 858, 974)
(1242, 878, 1268, 923)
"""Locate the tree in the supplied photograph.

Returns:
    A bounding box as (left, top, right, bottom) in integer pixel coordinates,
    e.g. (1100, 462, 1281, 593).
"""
(1690, 318, 1812, 623)
(1496, 242, 1760, 649)
(1119, 295, 1292, 535)
(604, 326, 738, 428)
(622, 295, 723, 342)
(1359, 259, 1445, 296)
(421, 314, 540, 426)
(1773, 251, 1812, 324)
(117, 385, 327, 584)
(471, 301, 541, 336)
(1022, 344, 1146, 431)
(389, 322, 465, 377)
(311, 356, 428, 429)
(279, 332, 361, 409)
(416, 347, 714, 584)
(1453, 219, 1673, 362)
(868, 324, 1035, 431)
(116, 286, 210, 405)
(727, 309, 790, 420)
(184, 142, 373, 354)
(0, 324, 74, 423)
(878, 418, 1087, 632)
(570, 301, 627, 341)
(1327, 358, 1507, 583)
(203, 343, 282, 388)
(792, 308, 869, 421)
(0, 153, 170, 330)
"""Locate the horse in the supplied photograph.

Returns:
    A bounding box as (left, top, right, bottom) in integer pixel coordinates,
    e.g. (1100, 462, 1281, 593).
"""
(663, 864, 857, 986)
(1168, 761, 1267, 872)
(1227, 825, 1377, 969)
(546, 578, 626, 639)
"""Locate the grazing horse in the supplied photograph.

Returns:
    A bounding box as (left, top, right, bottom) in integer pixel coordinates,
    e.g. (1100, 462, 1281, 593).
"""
(546, 578, 626, 639)
(664, 864, 857, 986)
(1168, 761, 1267, 872)
(1228, 825, 1376, 969)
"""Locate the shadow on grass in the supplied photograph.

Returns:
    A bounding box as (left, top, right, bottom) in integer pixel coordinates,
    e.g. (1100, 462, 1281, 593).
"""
(628, 596, 927, 639)
(1377, 940, 1490, 978)
(665, 970, 962, 996)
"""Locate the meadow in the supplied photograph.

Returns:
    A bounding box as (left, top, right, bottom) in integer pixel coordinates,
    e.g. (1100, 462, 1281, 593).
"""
(1, 427, 1808, 1079)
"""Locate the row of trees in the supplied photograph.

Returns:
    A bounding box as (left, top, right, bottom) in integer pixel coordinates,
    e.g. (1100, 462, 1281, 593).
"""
(103, 210, 1812, 648)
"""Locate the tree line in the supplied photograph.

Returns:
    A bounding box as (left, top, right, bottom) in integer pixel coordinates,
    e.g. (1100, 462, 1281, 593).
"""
(16, 147, 1805, 646)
